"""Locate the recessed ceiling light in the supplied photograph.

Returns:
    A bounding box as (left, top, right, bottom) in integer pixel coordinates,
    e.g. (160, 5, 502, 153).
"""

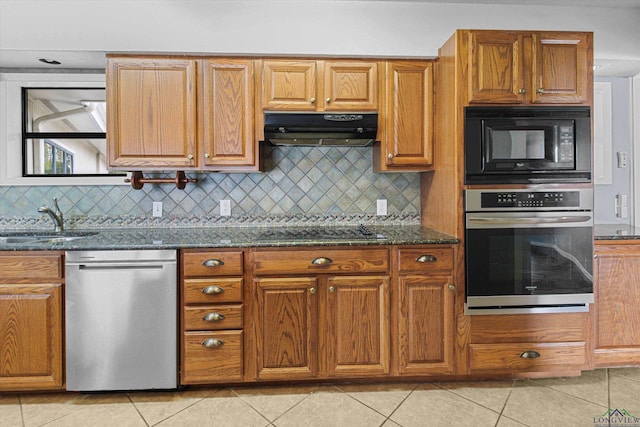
(38, 58, 61, 65)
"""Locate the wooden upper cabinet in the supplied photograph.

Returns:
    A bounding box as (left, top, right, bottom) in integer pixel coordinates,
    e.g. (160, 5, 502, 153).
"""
(466, 30, 592, 105)
(107, 57, 197, 169)
(199, 59, 256, 169)
(375, 60, 434, 171)
(531, 32, 591, 104)
(468, 31, 524, 104)
(262, 59, 378, 111)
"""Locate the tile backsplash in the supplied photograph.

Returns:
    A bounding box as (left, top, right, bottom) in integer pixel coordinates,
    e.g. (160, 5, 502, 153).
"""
(0, 146, 421, 228)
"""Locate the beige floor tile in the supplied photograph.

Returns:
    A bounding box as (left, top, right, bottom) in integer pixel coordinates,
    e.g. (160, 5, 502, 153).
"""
(609, 366, 640, 382)
(335, 382, 418, 416)
(435, 379, 514, 412)
(273, 387, 386, 427)
(40, 394, 146, 427)
(519, 368, 608, 406)
(0, 395, 22, 427)
(128, 387, 221, 425)
(496, 415, 529, 426)
(232, 384, 327, 422)
(156, 389, 269, 427)
(389, 382, 499, 427)
(21, 392, 129, 427)
(609, 373, 640, 417)
(503, 381, 607, 427)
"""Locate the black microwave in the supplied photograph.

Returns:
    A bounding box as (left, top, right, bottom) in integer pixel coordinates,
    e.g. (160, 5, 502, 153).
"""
(464, 106, 591, 184)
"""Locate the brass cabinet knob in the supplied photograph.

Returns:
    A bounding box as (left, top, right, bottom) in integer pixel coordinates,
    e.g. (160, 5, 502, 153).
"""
(202, 338, 224, 348)
(310, 97, 316, 104)
(518, 88, 526, 94)
(309, 287, 316, 295)
(387, 153, 393, 159)
(519, 350, 540, 359)
(204, 153, 210, 159)
(202, 285, 224, 295)
(416, 255, 437, 263)
(188, 154, 194, 160)
(448, 284, 455, 291)
(329, 286, 335, 293)
(536, 88, 545, 94)
(202, 259, 224, 267)
(326, 97, 331, 103)
(311, 257, 333, 265)
(203, 312, 225, 322)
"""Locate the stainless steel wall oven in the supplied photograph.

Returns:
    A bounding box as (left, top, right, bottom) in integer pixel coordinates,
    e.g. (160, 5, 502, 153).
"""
(464, 188, 594, 314)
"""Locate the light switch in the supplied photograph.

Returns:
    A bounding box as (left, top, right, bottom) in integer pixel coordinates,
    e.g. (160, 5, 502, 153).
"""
(220, 199, 231, 216)
(376, 199, 387, 216)
(152, 202, 162, 217)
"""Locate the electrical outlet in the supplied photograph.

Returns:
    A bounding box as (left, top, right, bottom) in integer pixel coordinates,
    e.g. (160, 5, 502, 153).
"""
(376, 199, 387, 216)
(152, 202, 162, 217)
(617, 151, 629, 168)
(220, 199, 231, 216)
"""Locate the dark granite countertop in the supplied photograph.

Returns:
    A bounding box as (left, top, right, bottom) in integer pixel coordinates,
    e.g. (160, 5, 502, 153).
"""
(594, 224, 640, 240)
(0, 225, 458, 251)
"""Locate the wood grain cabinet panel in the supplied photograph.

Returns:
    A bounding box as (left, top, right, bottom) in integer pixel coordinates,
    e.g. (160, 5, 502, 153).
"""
(182, 331, 243, 383)
(325, 276, 390, 377)
(466, 30, 592, 105)
(0, 252, 64, 391)
(594, 241, 640, 367)
(107, 57, 198, 169)
(375, 60, 434, 171)
(262, 59, 378, 111)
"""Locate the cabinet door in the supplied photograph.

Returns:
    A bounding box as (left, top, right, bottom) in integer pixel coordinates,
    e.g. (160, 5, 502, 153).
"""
(262, 60, 317, 110)
(377, 61, 434, 171)
(107, 57, 197, 169)
(397, 275, 454, 375)
(323, 61, 378, 111)
(468, 31, 525, 104)
(254, 277, 318, 380)
(594, 243, 640, 366)
(0, 283, 63, 390)
(200, 59, 256, 170)
(531, 32, 591, 104)
(324, 276, 390, 377)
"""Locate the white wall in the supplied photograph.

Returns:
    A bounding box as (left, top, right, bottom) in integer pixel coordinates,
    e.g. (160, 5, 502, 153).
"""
(1, 0, 639, 66)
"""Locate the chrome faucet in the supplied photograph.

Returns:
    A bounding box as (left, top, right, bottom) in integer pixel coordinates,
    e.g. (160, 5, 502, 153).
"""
(38, 197, 64, 232)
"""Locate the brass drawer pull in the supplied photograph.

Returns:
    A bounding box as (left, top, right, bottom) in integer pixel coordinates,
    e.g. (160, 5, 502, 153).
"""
(202, 286, 224, 295)
(203, 312, 225, 322)
(202, 338, 224, 348)
(311, 257, 333, 265)
(202, 259, 224, 267)
(520, 350, 540, 359)
(416, 255, 437, 263)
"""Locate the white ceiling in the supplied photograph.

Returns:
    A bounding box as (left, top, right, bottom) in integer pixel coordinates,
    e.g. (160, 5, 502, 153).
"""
(1, 0, 639, 76)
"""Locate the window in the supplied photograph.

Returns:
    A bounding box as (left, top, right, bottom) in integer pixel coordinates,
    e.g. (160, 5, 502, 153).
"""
(0, 73, 127, 186)
(22, 87, 122, 178)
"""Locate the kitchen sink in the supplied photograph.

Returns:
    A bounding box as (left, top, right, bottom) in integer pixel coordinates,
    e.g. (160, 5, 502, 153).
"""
(0, 231, 98, 244)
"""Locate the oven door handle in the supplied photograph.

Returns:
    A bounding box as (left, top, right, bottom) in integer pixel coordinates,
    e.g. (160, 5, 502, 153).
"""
(467, 215, 592, 225)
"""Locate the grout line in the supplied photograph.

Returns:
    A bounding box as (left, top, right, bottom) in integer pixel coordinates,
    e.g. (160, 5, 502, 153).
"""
(126, 393, 150, 427)
(143, 387, 223, 427)
(18, 394, 25, 427)
(494, 380, 523, 427)
(382, 381, 420, 426)
(228, 387, 273, 425)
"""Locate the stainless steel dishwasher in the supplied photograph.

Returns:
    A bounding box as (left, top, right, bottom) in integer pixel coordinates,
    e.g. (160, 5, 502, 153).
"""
(65, 250, 177, 391)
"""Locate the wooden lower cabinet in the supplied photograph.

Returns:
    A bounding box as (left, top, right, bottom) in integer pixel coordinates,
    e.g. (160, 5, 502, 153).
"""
(468, 313, 589, 376)
(396, 246, 456, 375)
(250, 247, 390, 381)
(0, 252, 64, 391)
(594, 240, 640, 367)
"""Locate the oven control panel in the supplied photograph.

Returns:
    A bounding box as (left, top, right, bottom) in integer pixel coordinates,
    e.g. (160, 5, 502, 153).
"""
(481, 191, 580, 208)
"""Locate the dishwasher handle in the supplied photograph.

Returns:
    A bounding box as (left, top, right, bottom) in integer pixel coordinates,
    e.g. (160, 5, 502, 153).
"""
(73, 262, 171, 270)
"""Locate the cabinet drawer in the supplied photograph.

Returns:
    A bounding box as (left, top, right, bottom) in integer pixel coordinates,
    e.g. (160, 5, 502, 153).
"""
(470, 313, 587, 343)
(397, 247, 453, 274)
(184, 304, 243, 331)
(469, 342, 586, 373)
(183, 278, 243, 304)
(253, 248, 389, 275)
(182, 331, 243, 383)
(183, 251, 243, 277)
(0, 252, 63, 280)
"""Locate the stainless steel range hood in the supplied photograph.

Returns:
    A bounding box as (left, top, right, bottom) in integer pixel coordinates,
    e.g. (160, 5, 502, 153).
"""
(264, 112, 378, 146)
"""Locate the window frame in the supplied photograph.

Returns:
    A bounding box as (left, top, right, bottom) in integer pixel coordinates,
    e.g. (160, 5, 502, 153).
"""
(0, 72, 128, 186)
